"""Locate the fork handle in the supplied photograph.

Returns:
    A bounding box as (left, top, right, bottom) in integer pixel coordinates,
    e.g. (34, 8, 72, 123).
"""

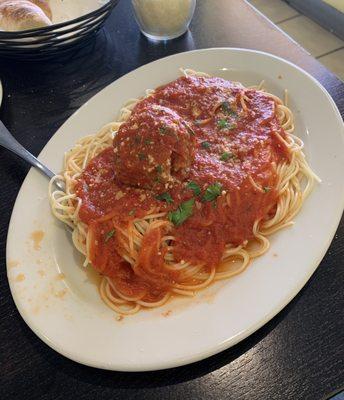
(0, 120, 65, 191)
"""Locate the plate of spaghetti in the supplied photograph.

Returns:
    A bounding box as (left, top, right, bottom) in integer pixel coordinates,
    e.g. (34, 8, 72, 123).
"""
(7, 48, 344, 371)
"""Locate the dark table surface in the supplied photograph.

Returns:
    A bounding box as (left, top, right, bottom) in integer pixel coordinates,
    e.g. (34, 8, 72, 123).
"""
(0, 1, 343, 399)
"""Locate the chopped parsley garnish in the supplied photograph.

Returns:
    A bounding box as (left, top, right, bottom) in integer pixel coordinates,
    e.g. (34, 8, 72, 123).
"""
(156, 192, 173, 204)
(221, 101, 231, 114)
(159, 126, 167, 135)
(201, 141, 211, 149)
(187, 181, 201, 196)
(203, 182, 222, 202)
(156, 165, 163, 174)
(217, 119, 237, 130)
(184, 124, 195, 136)
(221, 101, 237, 116)
(168, 198, 195, 226)
(104, 229, 115, 242)
(263, 186, 270, 193)
(138, 153, 146, 161)
(144, 138, 152, 145)
(159, 126, 176, 137)
(187, 127, 195, 136)
(128, 209, 136, 216)
(217, 119, 229, 129)
(220, 151, 234, 161)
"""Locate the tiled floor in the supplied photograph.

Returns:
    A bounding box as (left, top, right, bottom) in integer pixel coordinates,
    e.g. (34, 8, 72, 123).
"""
(279, 15, 344, 57)
(249, 0, 299, 23)
(249, 0, 344, 81)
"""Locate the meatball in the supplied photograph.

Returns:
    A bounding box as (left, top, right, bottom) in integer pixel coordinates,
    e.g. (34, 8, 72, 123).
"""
(113, 104, 195, 189)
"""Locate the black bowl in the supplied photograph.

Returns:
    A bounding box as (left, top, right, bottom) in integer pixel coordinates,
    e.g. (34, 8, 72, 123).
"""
(0, 0, 120, 59)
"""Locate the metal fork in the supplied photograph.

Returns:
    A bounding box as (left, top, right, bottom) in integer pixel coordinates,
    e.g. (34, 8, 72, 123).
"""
(0, 120, 65, 192)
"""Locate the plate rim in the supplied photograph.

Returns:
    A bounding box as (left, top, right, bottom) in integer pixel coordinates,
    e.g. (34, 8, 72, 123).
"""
(6, 47, 344, 371)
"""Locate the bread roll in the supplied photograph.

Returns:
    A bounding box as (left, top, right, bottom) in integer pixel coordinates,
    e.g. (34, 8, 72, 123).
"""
(0, 0, 52, 31)
(0, 0, 52, 18)
(29, 0, 52, 20)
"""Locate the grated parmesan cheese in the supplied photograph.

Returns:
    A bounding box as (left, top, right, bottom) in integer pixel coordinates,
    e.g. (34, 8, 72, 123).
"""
(132, 0, 196, 39)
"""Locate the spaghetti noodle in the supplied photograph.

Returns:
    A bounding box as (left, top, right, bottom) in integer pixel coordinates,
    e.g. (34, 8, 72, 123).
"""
(49, 70, 319, 315)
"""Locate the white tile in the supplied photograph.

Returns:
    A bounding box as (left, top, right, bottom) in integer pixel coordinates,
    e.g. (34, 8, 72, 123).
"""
(279, 15, 344, 57)
(318, 48, 344, 81)
(249, 0, 299, 23)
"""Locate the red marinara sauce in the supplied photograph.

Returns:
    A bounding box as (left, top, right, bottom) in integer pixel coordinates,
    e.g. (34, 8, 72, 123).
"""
(74, 75, 290, 300)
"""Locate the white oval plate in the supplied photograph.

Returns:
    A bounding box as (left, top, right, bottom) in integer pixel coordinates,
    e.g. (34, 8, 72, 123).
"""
(6, 49, 344, 371)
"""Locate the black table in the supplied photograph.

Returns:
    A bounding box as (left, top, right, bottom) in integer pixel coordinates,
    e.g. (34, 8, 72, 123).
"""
(0, 1, 343, 399)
